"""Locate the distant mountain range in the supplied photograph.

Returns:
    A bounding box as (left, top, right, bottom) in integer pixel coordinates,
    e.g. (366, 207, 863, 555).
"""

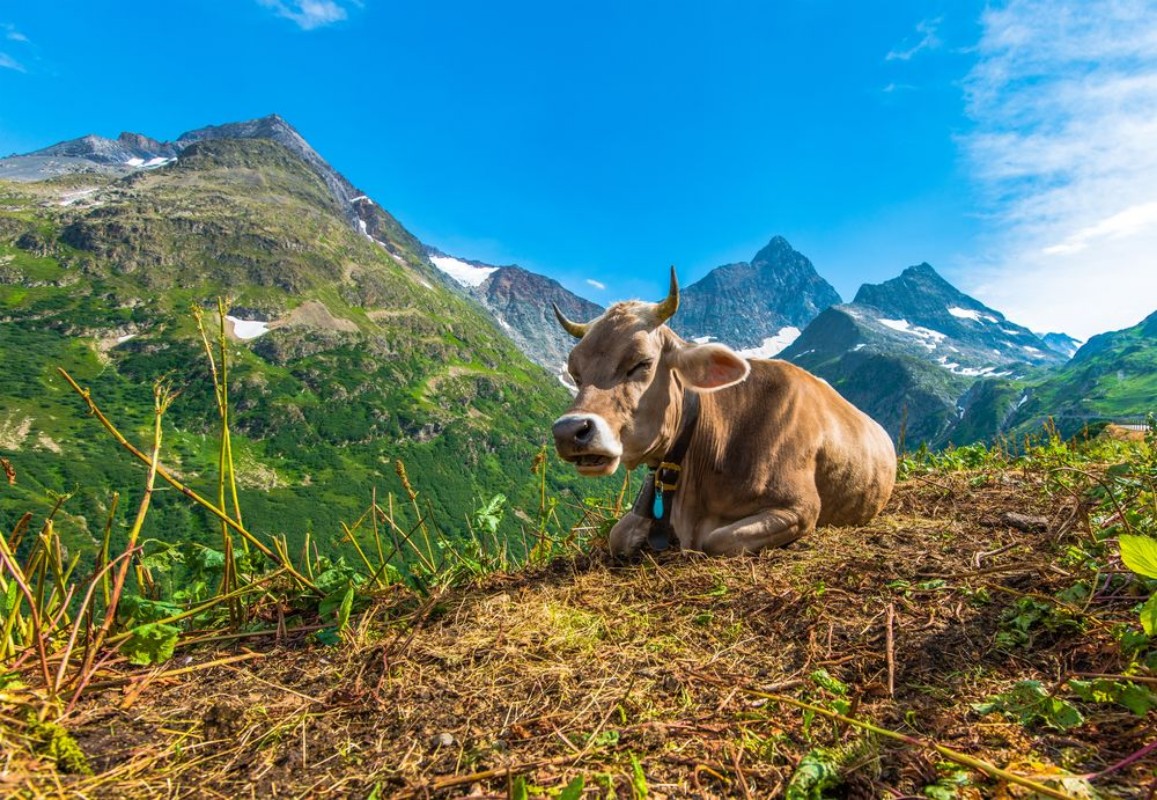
(2, 113, 1151, 492)
(425, 232, 1149, 448)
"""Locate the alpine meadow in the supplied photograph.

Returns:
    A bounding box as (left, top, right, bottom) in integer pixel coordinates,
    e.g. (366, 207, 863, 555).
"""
(2, 2, 1157, 798)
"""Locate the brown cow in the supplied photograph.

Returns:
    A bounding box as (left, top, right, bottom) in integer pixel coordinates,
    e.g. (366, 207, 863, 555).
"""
(551, 269, 896, 556)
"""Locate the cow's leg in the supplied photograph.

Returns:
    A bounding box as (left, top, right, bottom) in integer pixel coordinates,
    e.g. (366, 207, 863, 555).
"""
(608, 512, 651, 556)
(700, 507, 816, 556)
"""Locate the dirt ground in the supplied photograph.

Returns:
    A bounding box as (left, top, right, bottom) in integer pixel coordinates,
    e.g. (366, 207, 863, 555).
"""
(4, 469, 1155, 799)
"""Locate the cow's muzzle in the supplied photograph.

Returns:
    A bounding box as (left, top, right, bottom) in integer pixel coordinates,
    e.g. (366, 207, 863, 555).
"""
(552, 414, 622, 476)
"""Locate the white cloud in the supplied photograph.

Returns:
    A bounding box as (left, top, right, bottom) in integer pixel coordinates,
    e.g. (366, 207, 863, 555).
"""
(585, 278, 606, 291)
(883, 82, 917, 93)
(1042, 201, 1157, 255)
(887, 18, 942, 61)
(959, 0, 1157, 340)
(4, 25, 28, 43)
(0, 52, 24, 72)
(257, 0, 352, 30)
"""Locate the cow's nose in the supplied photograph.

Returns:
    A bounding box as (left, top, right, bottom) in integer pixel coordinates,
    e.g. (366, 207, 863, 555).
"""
(553, 415, 595, 447)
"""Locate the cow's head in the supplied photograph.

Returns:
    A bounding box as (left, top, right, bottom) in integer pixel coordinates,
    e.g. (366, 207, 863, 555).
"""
(551, 268, 750, 476)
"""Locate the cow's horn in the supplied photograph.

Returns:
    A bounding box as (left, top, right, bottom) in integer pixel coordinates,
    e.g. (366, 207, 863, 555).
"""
(552, 302, 589, 339)
(654, 266, 679, 323)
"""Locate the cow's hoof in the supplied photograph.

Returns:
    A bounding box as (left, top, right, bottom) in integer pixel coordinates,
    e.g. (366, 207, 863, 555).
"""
(608, 512, 650, 558)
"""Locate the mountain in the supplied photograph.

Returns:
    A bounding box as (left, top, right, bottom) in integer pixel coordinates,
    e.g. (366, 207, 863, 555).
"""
(780, 264, 1069, 447)
(427, 235, 840, 373)
(0, 132, 179, 181)
(1004, 310, 1157, 438)
(428, 251, 604, 375)
(671, 236, 842, 355)
(0, 114, 417, 258)
(851, 263, 1066, 369)
(0, 117, 588, 561)
(1041, 332, 1082, 360)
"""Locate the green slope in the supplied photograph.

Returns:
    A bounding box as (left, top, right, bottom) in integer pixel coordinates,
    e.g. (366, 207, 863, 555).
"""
(1009, 311, 1157, 438)
(0, 139, 594, 562)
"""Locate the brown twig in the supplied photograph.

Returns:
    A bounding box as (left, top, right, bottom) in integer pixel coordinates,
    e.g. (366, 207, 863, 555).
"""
(885, 602, 896, 698)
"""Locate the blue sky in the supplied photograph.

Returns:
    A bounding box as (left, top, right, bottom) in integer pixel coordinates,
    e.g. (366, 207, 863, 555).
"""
(2, 1, 1155, 340)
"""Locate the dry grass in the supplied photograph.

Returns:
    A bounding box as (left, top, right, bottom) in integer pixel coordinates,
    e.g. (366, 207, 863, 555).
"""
(3, 469, 1154, 799)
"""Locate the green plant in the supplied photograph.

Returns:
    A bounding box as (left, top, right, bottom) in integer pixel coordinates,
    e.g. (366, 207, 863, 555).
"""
(973, 681, 1085, 731)
(1118, 534, 1157, 634)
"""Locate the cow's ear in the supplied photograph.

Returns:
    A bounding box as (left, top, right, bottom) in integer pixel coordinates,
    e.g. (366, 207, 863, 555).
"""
(671, 343, 750, 391)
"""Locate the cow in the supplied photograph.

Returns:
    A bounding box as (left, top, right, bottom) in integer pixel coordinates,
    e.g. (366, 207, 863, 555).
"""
(551, 269, 896, 557)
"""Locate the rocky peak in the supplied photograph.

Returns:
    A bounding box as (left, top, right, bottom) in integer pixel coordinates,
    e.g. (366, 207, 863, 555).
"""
(427, 253, 603, 373)
(750, 235, 796, 263)
(849, 264, 1065, 366)
(117, 131, 171, 154)
(672, 236, 842, 351)
(1040, 332, 1082, 360)
(175, 115, 384, 236)
(853, 263, 971, 318)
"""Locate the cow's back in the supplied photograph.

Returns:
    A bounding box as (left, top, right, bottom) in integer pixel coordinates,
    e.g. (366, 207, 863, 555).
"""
(713, 359, 896, 527)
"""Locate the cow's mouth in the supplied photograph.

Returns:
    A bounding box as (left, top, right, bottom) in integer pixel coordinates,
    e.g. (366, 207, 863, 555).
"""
(572, 454, 619, 476)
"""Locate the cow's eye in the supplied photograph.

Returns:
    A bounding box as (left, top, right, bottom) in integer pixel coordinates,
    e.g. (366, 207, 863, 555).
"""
(627, 360, 652, 378)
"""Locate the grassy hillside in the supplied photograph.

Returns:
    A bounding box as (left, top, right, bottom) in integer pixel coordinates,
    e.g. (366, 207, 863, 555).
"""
(1010, 311, 1157, 439)
(3, 431, 1155, 797)
(0, 140, 598, 564)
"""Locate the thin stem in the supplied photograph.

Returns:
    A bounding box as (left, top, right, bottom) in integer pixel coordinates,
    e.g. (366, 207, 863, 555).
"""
(76, 382, 170, 688)
(57, 368, 317, 592)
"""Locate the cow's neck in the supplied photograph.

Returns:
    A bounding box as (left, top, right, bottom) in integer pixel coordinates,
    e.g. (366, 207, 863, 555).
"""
(640, 389, 700, 551)
(665, 389, 700, 466)
(642, 382, 696, 469)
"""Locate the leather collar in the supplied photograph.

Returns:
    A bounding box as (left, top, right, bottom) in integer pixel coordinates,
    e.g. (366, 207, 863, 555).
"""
(634, 390, 700, 551)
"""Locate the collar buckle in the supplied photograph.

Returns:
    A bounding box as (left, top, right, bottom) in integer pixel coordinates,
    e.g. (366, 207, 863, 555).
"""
(655, 461, 682, 492)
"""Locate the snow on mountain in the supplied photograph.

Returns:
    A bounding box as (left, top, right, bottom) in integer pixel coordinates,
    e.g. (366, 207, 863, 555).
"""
(947, 306, 997, 323)
(226, 316, 271, 340)
(673, 237, 841, 349)
(736, 327, 801, 359)
(429, 255, 499, 288)
(876, 318, 946, 351)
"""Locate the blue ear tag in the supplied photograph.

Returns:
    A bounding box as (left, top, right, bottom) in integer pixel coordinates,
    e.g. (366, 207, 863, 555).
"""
(653, 489, 664, 519)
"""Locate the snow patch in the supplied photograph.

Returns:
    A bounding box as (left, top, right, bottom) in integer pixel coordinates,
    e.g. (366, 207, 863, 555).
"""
(736, 327, 801, 359)
(429, 255, 498, 287)
(124, 156, 173, 169)
(116, 333, 136, 344)
(852, 343, 866, 351)
(947, 306, 997, 323)
(877, 318, 946, 350)
(948, 306, 981, 321)
(226, 316, 271, 340)
(1016, 393, 1029, 409)
(691, 336, 715, 344)
(935, 355, 1012, 378)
